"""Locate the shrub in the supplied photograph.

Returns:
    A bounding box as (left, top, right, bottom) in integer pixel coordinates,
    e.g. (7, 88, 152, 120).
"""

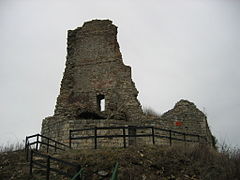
(143, 107, 161, 118)
(0, 140, 25, 152)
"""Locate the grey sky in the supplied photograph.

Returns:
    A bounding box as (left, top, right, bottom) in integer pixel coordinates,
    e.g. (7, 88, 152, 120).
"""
(1, 0, 240, 147)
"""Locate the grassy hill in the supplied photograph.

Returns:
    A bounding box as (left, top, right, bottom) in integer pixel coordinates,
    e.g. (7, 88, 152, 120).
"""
(0, 144, 239, 180)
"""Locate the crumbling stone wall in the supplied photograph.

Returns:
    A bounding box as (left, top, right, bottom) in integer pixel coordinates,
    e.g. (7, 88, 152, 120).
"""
(41, 20, 213, 148)
(54, 20, 143, 121)
(159, 100, 213, 144)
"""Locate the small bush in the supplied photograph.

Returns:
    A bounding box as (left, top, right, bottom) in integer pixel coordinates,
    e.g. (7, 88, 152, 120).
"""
(143, 107, 161, 118)
(0, 140, 25, 152)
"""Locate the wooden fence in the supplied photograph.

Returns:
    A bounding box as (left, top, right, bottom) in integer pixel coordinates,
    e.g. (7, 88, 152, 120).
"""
(25, 133, 70, 161)
(29, 150, 82, 180)
(69, 126, 207, 149)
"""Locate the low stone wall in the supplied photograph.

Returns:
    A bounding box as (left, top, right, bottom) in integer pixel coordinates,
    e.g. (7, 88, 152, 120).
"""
(41, 116, 211, 150)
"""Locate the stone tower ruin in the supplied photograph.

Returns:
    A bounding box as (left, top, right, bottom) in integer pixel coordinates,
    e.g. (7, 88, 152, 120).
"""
(41, 20, 213, 147)
(54, 20, 143, 121)
(42, 20, 145, 145)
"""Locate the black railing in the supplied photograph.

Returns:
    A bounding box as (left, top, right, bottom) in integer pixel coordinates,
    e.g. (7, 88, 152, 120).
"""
(29, 149, 82, 180)
(25, 134, 70, 160)
(69, 126, 207, 149)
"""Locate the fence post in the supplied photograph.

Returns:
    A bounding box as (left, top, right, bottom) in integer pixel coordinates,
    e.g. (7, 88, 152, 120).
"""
(69, 130, 72, 149)
(54, 141, 57, 152)
(94, 127, 97, 149)
(26, 141, 30, 161)
(128, 126, 137, 146)
(29, 150, 33, 176)
(183, 133, 186, 147)
(197, 135, 200, 143)
(169, 130, 172, 146)
(123, 127, 126, 148)
(47, 138, 49, 153)
(46, 155, 50, 180)
(152, 127, 155, 145)
(110, 162, 119, 180)
(25, 136, 28, 152)
(36, 135, 39, 150)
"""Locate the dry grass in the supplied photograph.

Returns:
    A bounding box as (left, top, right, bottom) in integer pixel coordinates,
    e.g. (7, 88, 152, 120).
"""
(0, 142, 239, 179)
(56, 144, 240, 180)
(143, 107, 162, 118)
(0, 140, 25, 152)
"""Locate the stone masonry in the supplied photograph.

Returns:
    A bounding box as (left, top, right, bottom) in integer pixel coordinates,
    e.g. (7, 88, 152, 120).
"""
(55, 19, 143, 122)
(41, 20, 213, 148)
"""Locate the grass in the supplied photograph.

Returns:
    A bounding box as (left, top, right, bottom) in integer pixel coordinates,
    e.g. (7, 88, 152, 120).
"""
(56, 144, 240, 180)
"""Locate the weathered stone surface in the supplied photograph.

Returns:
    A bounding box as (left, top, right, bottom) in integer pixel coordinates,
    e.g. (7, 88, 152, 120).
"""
(41, 20, 213, 148)
(54, 19, 142, 121)
(159, 99, 213, 144)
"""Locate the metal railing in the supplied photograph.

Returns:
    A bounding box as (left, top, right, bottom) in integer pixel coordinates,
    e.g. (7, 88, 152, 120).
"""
(71, 168, 84, 180)
(69, 126, 207, 149)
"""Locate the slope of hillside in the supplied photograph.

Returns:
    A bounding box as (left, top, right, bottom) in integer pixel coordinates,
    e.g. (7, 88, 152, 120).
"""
(0, 145, 239, 180)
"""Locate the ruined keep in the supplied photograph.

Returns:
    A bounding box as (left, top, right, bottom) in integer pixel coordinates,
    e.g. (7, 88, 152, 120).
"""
(41, 20, 213, 148)
(54, 19, 143, 122)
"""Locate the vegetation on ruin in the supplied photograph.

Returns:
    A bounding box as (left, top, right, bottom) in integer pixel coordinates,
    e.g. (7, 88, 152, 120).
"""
(143, 107, 162, 118)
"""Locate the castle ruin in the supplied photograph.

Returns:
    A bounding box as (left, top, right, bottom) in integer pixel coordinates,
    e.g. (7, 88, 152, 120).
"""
(41, 20, 213, 148)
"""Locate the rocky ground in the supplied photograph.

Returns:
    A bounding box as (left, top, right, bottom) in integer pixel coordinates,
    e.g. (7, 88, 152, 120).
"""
(0, 144, 239, 180)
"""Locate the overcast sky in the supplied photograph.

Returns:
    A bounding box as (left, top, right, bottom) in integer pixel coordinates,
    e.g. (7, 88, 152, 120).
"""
(1, 0, 240, 148)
